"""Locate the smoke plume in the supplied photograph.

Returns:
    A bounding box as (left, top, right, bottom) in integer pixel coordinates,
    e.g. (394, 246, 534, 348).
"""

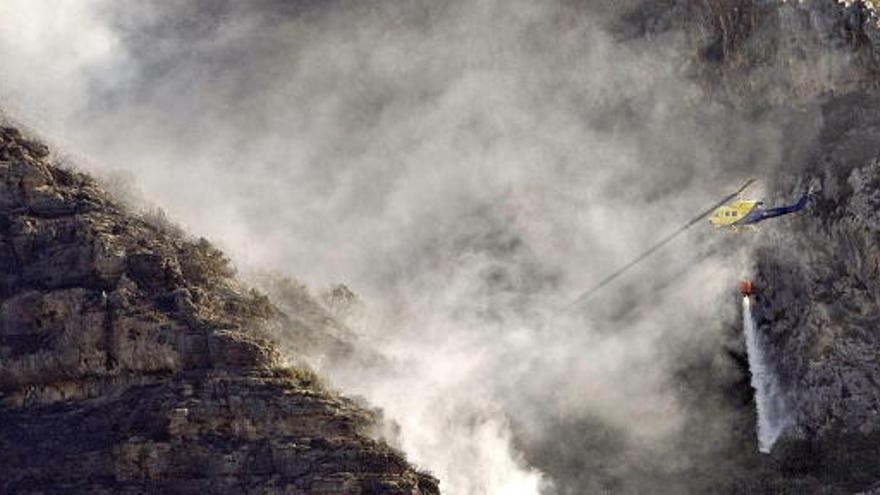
(0, 1, 790, 492)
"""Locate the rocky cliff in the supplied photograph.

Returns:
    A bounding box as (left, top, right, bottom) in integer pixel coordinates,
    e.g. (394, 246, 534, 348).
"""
(673, 1, 880, 492)
(531, 1, 880, 493)
(0, 126, 438, 494)
(749, 94, 880, 492)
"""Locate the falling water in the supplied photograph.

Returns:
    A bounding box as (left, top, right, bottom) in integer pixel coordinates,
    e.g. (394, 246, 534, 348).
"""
(742, 296, 790, 453)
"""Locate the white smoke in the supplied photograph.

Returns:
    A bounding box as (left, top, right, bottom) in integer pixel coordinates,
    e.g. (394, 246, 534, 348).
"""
(0, 1, 787, 492)
(742, 296, 791, 453)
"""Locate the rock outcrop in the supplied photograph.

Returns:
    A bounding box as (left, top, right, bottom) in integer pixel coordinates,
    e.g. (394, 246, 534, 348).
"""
(681, 1, 880, 492)
(748, 94, 880, 492)
(594, 1, 880, 492)
(0, 126, 438, 494)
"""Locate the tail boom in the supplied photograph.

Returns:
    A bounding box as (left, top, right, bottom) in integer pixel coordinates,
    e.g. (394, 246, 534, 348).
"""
(739, 190, 809, 225)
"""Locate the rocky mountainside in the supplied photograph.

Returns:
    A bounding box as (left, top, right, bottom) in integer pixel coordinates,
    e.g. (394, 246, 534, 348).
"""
(662, 0, 880, 492)
(0, 126, 438, 494)
(750, 94, 880, 491)
(508, 2, 880, 494)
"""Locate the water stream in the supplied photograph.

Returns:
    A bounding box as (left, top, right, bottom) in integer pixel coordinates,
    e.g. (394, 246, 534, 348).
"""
(743, 296, 790, 453)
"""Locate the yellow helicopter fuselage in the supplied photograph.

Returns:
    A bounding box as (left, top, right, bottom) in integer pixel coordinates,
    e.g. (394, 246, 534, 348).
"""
(708, 200, 759, 227)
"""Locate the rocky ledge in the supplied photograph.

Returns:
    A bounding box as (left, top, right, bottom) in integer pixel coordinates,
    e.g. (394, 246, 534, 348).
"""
(0, 125, 438, 494)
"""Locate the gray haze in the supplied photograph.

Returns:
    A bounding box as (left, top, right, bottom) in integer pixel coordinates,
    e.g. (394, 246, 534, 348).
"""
(0, 1, 793, 493)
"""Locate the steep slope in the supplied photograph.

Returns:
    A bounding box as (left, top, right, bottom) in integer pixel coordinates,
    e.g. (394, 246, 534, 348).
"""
(685, 1, 880, 492)
(750, 94, 880, 492)
(581, 1, 880, 493)
(673, 1, 880, 490)
(0, 125, 438, 494)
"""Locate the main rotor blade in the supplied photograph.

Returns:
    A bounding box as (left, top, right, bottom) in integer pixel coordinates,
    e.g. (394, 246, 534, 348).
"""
(568, 179, 755, 308)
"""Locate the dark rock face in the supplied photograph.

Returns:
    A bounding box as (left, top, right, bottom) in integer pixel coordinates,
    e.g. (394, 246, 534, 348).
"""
(757, 159, 880, 441)
(599, 1, 880, 493)
(0, 126, 438, 494)
(1, 370, 435, 494)
(749, 96, 880, 491)
(0, 125, 280, 396)
(668, 1, 880, 492)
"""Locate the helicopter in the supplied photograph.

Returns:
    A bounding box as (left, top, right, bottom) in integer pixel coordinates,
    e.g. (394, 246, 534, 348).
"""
(708, 179, 810, 231)
(570, 178, 811, 304)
